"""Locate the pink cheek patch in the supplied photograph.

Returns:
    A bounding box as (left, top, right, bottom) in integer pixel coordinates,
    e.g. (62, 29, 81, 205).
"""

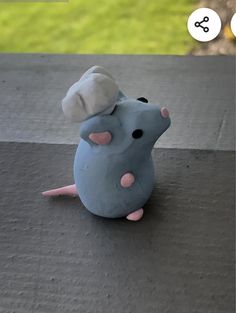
(120, 172, 135, 188)
(160, 107, 169, 118)
(89, 131, 112, 145)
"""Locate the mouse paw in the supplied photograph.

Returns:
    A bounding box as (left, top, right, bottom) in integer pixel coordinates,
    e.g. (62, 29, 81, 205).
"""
(126, 208, 144, 221)
(120, 172, 135, 188)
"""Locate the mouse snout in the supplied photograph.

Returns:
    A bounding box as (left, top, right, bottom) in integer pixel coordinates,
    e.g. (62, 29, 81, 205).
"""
(160, 107, 169, 118)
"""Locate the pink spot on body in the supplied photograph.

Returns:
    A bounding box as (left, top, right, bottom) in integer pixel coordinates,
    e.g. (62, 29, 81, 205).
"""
(120, 172, 135, 188)
(160, 107, 169, 118)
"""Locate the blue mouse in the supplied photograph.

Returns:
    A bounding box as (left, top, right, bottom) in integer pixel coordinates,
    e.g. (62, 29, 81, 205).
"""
(43, 66, 171, 221)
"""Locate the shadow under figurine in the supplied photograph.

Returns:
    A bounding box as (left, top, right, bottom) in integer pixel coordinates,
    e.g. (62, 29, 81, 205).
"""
(42, 66, 171, 221)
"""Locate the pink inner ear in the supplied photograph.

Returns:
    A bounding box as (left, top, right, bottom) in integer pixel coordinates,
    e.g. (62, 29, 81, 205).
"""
(89, 131, 112, 145)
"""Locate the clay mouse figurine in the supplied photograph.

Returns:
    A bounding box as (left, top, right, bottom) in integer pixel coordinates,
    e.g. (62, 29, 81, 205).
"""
(42, 66, 171, 221)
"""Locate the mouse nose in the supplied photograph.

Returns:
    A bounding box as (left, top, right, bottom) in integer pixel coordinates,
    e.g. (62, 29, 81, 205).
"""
(160, 107, 169, 118)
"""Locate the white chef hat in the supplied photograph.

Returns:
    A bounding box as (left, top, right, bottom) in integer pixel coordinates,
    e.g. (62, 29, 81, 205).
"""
(62, 66, 119, 122)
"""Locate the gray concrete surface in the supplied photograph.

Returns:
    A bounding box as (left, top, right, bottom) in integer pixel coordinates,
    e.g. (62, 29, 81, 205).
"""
(0, 53, 235, 150)
(0, 142, 234, 313)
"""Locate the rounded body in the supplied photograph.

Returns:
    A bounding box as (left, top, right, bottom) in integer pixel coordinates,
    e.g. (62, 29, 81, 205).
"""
(74, 140, 155, 218)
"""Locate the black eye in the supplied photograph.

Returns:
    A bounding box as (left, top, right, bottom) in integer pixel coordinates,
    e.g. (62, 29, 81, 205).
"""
(132, 129, 143, 139)
(137, 97, 148, 103)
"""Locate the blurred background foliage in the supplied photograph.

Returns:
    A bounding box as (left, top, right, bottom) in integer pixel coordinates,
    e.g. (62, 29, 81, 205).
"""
(0, 0, 196, 54)
(0, 0, 234, 55)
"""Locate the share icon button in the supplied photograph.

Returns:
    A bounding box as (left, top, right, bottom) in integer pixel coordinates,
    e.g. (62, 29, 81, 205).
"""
(187, 8, 222, 42)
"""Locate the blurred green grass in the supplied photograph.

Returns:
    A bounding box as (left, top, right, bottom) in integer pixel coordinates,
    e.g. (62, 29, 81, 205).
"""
(0, 0, 196, 54)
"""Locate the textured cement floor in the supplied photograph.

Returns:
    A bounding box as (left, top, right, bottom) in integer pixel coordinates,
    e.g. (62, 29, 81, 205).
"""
(0, 143, 234, 313)
(0, 54, 235, 313)
(0, 54, 235, 150)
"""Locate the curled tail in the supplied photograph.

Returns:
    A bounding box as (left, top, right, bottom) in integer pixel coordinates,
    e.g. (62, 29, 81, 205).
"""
(42, 184, 78, 197)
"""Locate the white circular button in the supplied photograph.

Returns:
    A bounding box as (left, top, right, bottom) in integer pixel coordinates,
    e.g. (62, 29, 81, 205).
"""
(187, 8, 222, 42)
(230, 13, 236, 37)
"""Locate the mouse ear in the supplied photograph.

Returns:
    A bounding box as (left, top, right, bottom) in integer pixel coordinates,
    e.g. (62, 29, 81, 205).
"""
(62, 66, 119, 122)
(80, 115, 118, 146)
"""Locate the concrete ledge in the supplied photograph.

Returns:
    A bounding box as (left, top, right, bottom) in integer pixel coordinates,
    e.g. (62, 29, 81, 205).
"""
(0, 53, 235, 150)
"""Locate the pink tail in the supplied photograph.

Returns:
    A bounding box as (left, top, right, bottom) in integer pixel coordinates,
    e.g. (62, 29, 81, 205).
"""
(42, 184, 78, 197)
